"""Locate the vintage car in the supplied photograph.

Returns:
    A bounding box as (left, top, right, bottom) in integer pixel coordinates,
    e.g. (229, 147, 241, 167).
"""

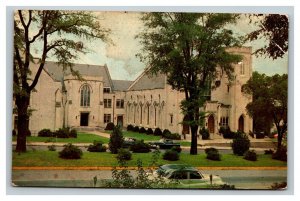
(122, 137, 137, 148)
(148, 164, 225, 188)
(148, 139, 180, 149)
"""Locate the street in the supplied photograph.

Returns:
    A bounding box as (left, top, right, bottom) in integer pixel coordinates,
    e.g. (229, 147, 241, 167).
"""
(11, 169, 287, 190)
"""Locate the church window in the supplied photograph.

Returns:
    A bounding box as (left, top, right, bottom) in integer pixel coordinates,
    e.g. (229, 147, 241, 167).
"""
(80, 85, 90, 107)
(239, 61, 245, 75)
(104, 99, 112, 108)
(134, 106, 136, 123)
(147, 105, 150, 125)
(170, 114, 173, 124)
(203, 80, 212, 100)
(154, 107, 157, 126)
(140, 105, 143, 124)
(104, 114, 111, 123)
(220, 117, 229, 128)
(103, 87, 111, 93)
(116, 99, 124, 108)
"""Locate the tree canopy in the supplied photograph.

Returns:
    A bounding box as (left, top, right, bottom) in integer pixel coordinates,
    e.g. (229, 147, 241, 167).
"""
(14, 10, 110, 152)
(137, 12, 242, 154)
(245, 14, 288, 60)
(242, 72, 287, 149)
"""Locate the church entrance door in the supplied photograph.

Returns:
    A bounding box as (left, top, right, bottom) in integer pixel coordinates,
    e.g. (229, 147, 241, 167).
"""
(80, 112, 89, 126)
(117, 115, 123, 127)
(238, 115, 244, 133)
(208, 115, 215, 134)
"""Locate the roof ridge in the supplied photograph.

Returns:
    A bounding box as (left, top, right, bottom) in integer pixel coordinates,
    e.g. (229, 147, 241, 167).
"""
(103, 64, 114, 90)
(127, 68, 149, 91)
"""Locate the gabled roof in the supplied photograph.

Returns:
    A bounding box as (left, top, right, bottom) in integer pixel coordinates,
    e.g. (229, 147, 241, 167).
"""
(128, 70, 166, 91)
(112, 80, 134, 91)
(42, 61, 113, 88)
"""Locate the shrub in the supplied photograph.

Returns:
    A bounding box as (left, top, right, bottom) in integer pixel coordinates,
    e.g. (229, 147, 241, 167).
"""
(38, 128, 53, 137)
(54, 128, 69, 138)
(205, 148, 221, 161)
(205, 147, 218, 154)
(127, 124, 134, 131)
(231, 131, 250, 156)
(130, 140, 151, 153)
(272, 146, 287, 161)
(116, 148, 132, 161)
(220, 127, 235, 139)
(109, 125, 124, 154)
(146, 128, 153, 135)
(200, 128, 210, 140)
(162, 129, 171, 137)
(133, 126, 140, 132)
(59, 143, 82, 159)
(256, 132, 265, 139)
(26, 130, 32, 137)
(163, 132, 181, 140)
(87, 141, 107, 152)
(12, 129, 17, 136)
(48, 144, 56, 151)
(105, 122, 115, 131)
(264, 149, 274, 155)
(154, 128, 162, 136)
(244, 150, 257, 161)
(163, 149, 179, 161)
(69, 129, 77, 138)
(170, 146, 182, 153)
(139, 127, 146, 133)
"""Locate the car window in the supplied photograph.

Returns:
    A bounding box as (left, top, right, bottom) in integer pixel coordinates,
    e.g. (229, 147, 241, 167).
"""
(189, 171, 202, 179)
(169, 171, 188, 180)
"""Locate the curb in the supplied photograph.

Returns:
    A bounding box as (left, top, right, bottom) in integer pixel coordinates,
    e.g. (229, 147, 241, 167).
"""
(12, 166, 287, 171)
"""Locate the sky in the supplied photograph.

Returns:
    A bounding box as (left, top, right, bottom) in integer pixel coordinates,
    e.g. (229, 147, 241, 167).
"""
(38, 11, 289, 81)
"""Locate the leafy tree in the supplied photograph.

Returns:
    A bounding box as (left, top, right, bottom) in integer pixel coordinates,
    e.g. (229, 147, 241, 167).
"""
(242, 72, 287, 149)
(137, 12, 242, 154)
(109, 125, 124, 154)
(246, 14, 288, 59)
(13, 10, 110, 152)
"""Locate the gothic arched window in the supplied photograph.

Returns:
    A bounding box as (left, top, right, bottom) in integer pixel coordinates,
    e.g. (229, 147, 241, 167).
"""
(80, 84, 91, 107)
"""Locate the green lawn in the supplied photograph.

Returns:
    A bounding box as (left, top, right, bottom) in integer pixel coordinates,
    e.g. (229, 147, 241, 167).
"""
(12, 150, 287, 167)
(12, 133, 109, 144)
(115, 131, 191, 146)
(118, 131, 162, 141)
(13, 131, 192, 146)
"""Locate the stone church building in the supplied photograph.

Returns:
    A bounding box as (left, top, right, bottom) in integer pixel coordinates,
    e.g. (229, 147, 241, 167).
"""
(14, 47, 253, 139)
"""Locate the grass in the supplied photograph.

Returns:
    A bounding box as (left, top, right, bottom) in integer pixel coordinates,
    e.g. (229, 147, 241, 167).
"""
(12, 150, 287, 167)
(12, 133, 109, 144)
(14, 130, 191, 146)
(115, 130, 191, 146)
(117, 130, 162, 141)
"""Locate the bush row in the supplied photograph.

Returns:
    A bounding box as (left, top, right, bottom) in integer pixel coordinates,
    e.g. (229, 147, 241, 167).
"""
(126, 125, 180, 140)
(87, 141, 107, 152)
(38, 128, 77, 138)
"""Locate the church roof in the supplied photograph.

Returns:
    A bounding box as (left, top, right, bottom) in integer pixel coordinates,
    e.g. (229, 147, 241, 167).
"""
(112, 80, 134, 91)
(43, 61, 113, 88)
(128, 71, 166, 91)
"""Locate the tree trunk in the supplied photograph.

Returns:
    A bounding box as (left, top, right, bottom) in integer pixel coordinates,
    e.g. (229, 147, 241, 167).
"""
(190, 125, 198, 155)
(277, 131, 283, 150)
(277, 134, 282, 150)
(15, 95, 30, 152)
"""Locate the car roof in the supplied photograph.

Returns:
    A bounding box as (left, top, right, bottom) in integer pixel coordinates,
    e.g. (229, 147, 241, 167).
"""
(159, 164, 197, 171)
